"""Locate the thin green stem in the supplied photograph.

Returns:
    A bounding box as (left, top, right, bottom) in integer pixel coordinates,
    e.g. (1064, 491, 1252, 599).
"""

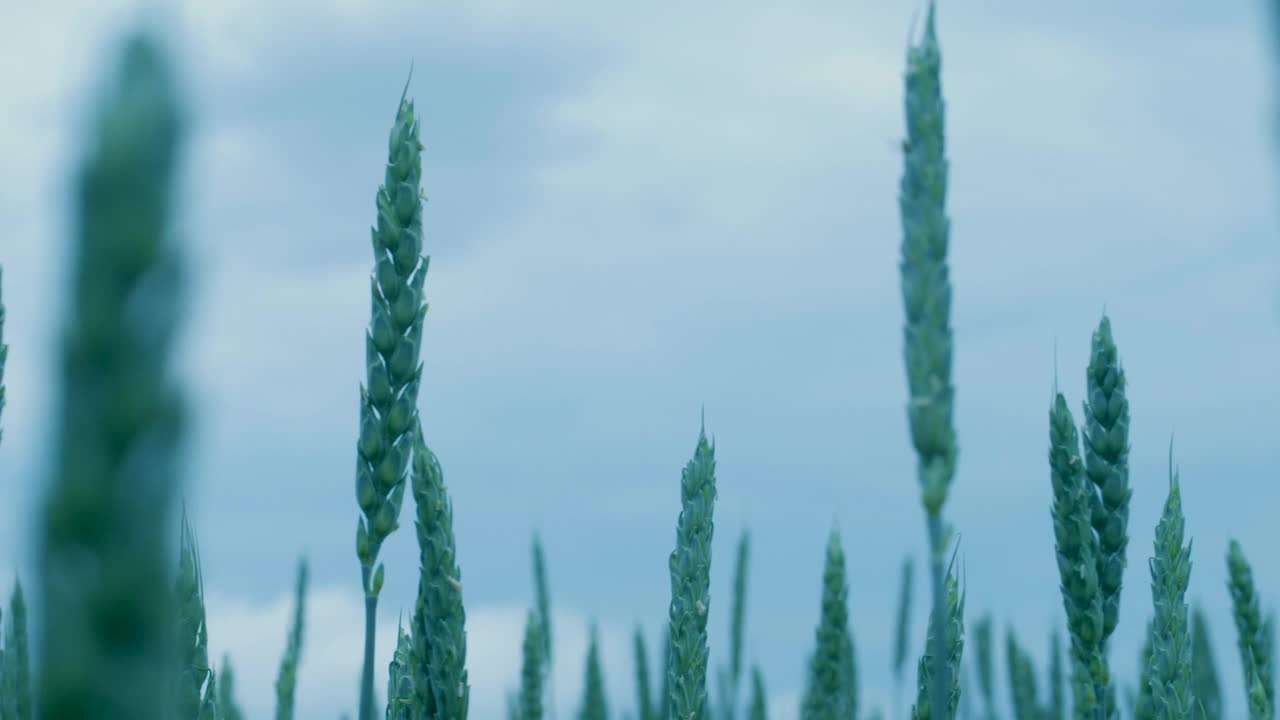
(360, 567, 377, 720)
(927, 513, 949, 720)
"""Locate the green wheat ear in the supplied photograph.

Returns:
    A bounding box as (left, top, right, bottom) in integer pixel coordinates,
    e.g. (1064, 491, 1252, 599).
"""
(1229, 541, 1274, 720)
(1048, 392, 1107, 717)
(1081, 315, 1131, 647)
(1191, 606, 1223, 720)
(579, 624, 608, 720)
(899, 6, 960, 718)
(521, 611, 546, 720)
(218, 654, 246, 720)
(38, 29, 186, 720)
(386, 625, 416, 720)
(801, 528, 856, 720)
(1005, 628, 1040, 720)
(175, 511, 214, 719)
(5, 580, 32, 720)
(747, 667, 768, 720)
(893, 556, 915, 694)
(667, 420, 717, 720)
(911, 562, 964, 720)
(635, 626, 656, 720)
(972, 616, 995, 720)
(900, 0, 956, 519)
(1148, 460, 1193, 720)
(725, 531, 751, 720)
(355, 73, 428, 720)
(534, 534, 554, 667)
(409, 418, 469, 720)
(275, 558, 308, 720)
(532, 535, 556, 720)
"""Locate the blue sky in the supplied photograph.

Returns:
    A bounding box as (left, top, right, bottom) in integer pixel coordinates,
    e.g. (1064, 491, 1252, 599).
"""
(1, 1, 1278, 719)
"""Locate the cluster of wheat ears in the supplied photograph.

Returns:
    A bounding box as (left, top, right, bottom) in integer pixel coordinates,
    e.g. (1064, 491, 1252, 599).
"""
(0, 4, 1277, 720)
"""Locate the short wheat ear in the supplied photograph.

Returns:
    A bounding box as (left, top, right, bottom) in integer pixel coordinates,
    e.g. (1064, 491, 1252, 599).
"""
(666, 421, 717, 720)
(519, 611, 545, 720)
(1047, 392, 1106, 719)
(1148, 451, 1192, 720)
(801, 529, 854, 720)
(1228, 540, 1274, 719)
(274, 558, 308, 720)
(409, 419, 469, 719)
(1081, 315, 1131, 654)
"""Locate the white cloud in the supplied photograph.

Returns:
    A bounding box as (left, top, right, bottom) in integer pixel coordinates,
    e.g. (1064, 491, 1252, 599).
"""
(206, 583, 646, 720)
(3, 2, 1278, 718)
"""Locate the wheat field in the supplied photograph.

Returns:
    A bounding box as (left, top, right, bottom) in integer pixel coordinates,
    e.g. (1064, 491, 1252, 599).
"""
(0, 3, 1278, 720)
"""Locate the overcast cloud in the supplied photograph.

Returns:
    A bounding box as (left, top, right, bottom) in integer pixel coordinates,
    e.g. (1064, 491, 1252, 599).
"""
(1, 2, 1278, 719)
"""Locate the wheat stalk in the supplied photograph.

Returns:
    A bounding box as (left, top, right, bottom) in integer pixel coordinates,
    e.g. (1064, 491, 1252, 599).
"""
(726, 531, 750, 720)
(911, 564, 964, 720)
(1005, 628, 1039, 720)
(354, 72, 431, 720)
(801, 529, 855, 720)
(1048, 392, 1106, 719)
(893, 556, 915, 720)
(37, 30, 185, 720)
(1080, 316, 1131, 655)
(534, 536, 554, 666)
(409, 419, 469, 720)
(275, 558, 308, 720)
(635, 627, 656, 720)
(175, 512, 213, 719)
(899, 6, 960, 718)
(579, 624, 608, 720)
(4, 581, 31, 720)
(386, 625, 416, 720)
(521, 611, 545, 720)
(1229, 541, 1274, 719)
(218, 655, 245, 720)
(972, 616, 995, 720)
(1191, 606, 1222, 720)
(747, 668, 767, 720)
(666, 421, 717, 720)
(533, 536, 556, 720)
(1147, 460, 1193, 720)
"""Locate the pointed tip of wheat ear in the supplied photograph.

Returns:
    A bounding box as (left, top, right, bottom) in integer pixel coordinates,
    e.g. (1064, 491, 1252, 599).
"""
(1051, 336, 1062, 397)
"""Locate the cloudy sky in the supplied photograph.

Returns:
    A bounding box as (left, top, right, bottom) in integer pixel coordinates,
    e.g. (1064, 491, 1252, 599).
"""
(2, 1, 1279, 719)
